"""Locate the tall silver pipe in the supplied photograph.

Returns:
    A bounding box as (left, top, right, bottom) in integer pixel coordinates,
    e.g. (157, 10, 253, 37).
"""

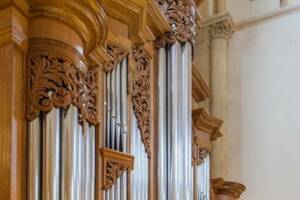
(28, 117, 41, 200)
(169, 42, 181, 199)
(106, 72, 112, 148)
(90, 125, 96, 200)
(115, 63, 121, 200)
(157, 47, 167, 200)
(77, 124, 85, 200)
(183, 42, 193, 199)
(42, 109, 61, 200)
(61, 106, 78, 200)
(84, 123, 91, 200)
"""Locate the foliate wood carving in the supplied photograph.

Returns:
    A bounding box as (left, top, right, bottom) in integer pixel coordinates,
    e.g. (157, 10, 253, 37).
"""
(193, 108, 223, 141)
(100, 148, 134, 190)
(131, 46, 151, 157)
(212, 178, 246, 199)
(27, 38, 99, 125)
(104, 43, 129, 72)
(209, 18, 234, 40)
(155, 0, 196, 47)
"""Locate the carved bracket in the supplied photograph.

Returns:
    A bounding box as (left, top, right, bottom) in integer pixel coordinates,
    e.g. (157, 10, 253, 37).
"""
(192, 133, 211, 166)
(131, 46, 151, 157)
(100, 148, 134, 190)
(27, 38, 99, 125)
(104, 43, 129, 72)
(193, 108, 223, 141)
(212, 178, 246, 199)
(155, 0, 196, 47)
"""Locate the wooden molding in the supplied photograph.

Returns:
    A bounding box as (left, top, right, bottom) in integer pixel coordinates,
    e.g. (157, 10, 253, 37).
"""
(27, 38, 99, 125)
(192, 64, 212, 102)
(131, 45, 152, 157)
(193, 108, 223, 141)
(212, 178, 246, 199)
(100, 148, 134, 190)
(29, 0, 108, 54)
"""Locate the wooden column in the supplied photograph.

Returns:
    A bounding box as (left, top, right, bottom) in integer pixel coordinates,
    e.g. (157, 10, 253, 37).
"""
(0, 2, 28, 199)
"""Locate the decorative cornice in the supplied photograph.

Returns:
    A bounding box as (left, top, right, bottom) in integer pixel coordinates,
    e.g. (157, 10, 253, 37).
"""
(192, 64, 211, 102)
(27, 38, 99, 125)
(212, 178, 246, 199)
(155, 0, 196, 47)
(201, 13, 234, 40)
(100, 148, 134, 190)
(29, 0, 108, 54)
(131, 46, 151, 157)
(193, 108, 223, 141)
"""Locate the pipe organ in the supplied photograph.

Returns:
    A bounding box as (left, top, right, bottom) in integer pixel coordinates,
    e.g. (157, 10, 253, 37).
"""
(0, 0, 247, 199)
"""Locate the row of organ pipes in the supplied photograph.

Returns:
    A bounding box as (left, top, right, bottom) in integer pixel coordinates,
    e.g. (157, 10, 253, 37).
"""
(28, 106, 96, 200)
(157, 42, 193, 200)
(104, 56, 149, 200)
(104, 58, 128, 200)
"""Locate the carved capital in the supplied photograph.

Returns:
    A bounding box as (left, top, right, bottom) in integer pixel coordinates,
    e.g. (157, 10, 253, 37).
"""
(209, 18, 233, 40)
(193, 108, 223, 141)
(131, 46, 151, 157)
(212, 178, 246, 199)
(100, 148, 134, 190)
(27, 38, 99, 125)
(155, 0, 196, 47)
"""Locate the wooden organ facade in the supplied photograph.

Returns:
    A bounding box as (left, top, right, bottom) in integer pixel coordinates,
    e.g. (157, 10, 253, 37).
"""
(0, 0, 246, 200)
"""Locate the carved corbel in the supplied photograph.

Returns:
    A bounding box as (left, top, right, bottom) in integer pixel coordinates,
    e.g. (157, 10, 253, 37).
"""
(100, 148, 134, 190)
(104, 32, 131, 72)
(154, 0, 197, 47)
(130, 45, 152, 157)
(212, 178, 246, 199)
(193, 108, 223, 141)
(192, 132, 211, 166)
(200, 13, 234, 40)
(27, 38, 99, 125)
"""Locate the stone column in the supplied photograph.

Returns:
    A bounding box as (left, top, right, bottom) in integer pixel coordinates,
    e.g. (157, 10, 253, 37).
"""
(202, 13, 234, 178)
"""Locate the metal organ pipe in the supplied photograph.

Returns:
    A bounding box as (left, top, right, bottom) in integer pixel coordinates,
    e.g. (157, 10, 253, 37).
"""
(42, 109, 61, 200)
(28, 117, 42, 200)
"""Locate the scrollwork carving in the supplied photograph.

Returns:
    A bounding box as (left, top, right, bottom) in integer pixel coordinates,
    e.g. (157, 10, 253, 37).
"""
(101, 148, 134, 190)
(27, 38, 99, 126)
(131, 46, 151, 157)
(155, 0, 196, 47)
(104, 43, 129, 72)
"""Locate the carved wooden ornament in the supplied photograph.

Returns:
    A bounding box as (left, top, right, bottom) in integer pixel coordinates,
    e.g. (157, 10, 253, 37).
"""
(100, 148, 134, 190)
(192, 134, 211, 166)
(131, 46, 151, 157)
(155, 0, 196, 47)
(27, 38, 99, 125)
(212, 178, 246, 199)
(193, 108, 223, 141)
(104, 43, 129, 72)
